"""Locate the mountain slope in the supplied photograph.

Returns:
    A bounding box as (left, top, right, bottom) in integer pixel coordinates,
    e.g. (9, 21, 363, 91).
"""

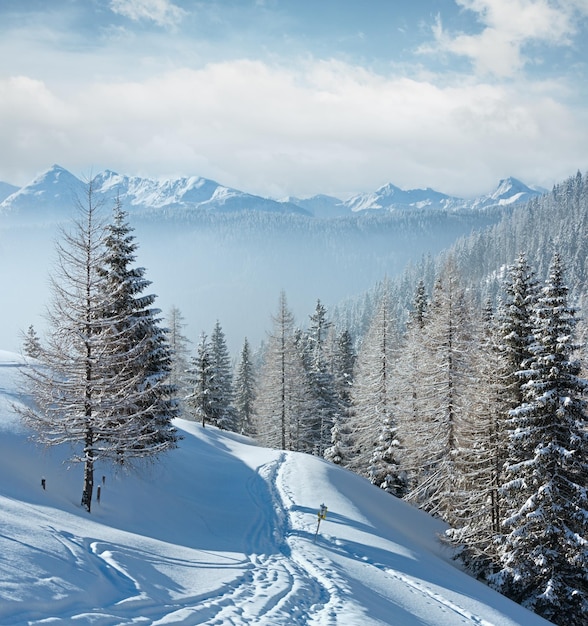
(469, 177, 542, 210)
(0, 165, 543, 222)
(0, 352, 550, 625)
(0, 181, 19, 203)
(342, 178, 543, 213)
(344, 182, 463, 212)
(0, 166, 308, 220)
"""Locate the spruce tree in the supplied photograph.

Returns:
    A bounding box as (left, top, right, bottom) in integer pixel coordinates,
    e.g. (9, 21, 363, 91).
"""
(346, 285, 403, 491)
(324, 329, 356, 466)
(19, 184, 177, 513)
(21, 324, 42, 359)
(166, 306, 192, 413)
(209, 320, 237, 431)
(304, 300, 340, 456)
(492, 253, 588, 624)
(234, 337, 257, 436)
(186, 333, 214, 427)
(98, 199, 179, 461)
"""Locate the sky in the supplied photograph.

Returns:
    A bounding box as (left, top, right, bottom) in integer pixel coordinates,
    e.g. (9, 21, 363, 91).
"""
(0, 0, 587, 199)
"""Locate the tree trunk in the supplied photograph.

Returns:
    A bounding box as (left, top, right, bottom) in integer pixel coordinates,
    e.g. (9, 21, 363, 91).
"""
(81, 429, 94, 513)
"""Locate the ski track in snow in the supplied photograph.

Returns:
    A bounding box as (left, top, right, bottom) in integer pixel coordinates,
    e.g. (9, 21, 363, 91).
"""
(41, 452, 333, 625)
(3, 439, 540, 626)
(49, 452, 500, 625)
(162, 453, 333, 625)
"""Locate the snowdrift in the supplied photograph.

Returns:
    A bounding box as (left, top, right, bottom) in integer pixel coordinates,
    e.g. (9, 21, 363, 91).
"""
(0, 353, 550, 625)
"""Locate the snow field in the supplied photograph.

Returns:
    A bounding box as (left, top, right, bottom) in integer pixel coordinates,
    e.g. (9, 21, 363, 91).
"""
(0, 354, 551, 625)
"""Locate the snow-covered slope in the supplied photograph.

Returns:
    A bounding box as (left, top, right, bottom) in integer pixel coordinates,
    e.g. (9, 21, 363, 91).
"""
(0, 180, 19, 203)
(0, 165, 85, 219)
(469, 177, 541, 210)
(0, 352, 550, 625)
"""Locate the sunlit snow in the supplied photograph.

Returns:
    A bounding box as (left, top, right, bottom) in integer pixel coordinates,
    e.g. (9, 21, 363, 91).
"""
(0, 352, 550, 625)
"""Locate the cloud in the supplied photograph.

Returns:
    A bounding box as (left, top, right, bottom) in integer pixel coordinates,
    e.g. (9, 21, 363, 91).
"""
(109, 0, 186, 27)
(0, 60, 586, 198)
(428, 0, 586, 77)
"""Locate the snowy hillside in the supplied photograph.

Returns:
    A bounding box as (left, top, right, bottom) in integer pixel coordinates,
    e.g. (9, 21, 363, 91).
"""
(0, 352, 550, 625)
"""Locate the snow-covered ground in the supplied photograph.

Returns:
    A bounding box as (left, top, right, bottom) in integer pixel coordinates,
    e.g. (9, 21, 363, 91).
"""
(0, 352, 550, 625)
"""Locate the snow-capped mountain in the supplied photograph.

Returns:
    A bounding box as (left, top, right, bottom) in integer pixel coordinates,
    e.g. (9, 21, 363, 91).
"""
(0, 165, 309, 220)
(92, 169, 308, 215)
(344, 182, 464, 212)
(0, 165, 544, 223)
(341, 178, 543, 213)
(281, 194, 347, 218)
(468, 177, 542, 210)
(0, 165, 84, 218)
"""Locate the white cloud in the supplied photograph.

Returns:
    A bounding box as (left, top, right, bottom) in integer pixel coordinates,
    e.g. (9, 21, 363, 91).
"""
(109, 0, 186, 27)
(429, 0, 583, 77)
(0, 61, 586, 198)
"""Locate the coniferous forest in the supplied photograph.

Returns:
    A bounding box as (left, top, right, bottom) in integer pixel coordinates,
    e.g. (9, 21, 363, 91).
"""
(22, 171, 588, 625)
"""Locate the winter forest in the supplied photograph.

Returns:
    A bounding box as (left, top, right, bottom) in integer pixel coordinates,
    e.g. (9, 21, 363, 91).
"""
(20, 171, 588, 625)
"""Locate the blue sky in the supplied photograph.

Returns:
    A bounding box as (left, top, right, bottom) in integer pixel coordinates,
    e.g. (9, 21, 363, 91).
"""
(0, 0, 587, 199)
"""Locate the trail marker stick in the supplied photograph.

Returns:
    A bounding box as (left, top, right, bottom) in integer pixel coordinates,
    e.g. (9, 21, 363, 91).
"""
(314, 503, 328, 542)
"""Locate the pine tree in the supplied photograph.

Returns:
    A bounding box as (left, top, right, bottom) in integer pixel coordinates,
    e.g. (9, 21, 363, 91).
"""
(166, 306, 192, 413)
(346, 286, 404, 495)
(97, 199, 179, 461)
(234, 337, 257, 436)
(304, 300, 340, 456)
(209, 320, 237, 431)
(21, 324, 42, 359)
(492, 253, 588, 624)
(19, 184, 177, 513)
(186, 333, 214, 427)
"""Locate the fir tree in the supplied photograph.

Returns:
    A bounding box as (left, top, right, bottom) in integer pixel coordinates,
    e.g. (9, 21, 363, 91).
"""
(97, 199, 179, 461)
(304, 300, 340, 456)
(209, 320, 237, 431)
(234, 337, 257, 436)
(186, 333, 214, 427)
(492, 253, 588, 624)
(21, 325, 42, 359)
(19, 184, 177, 513)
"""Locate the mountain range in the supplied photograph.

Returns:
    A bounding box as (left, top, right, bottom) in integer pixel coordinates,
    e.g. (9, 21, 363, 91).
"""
(0, 164, 544, 221)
